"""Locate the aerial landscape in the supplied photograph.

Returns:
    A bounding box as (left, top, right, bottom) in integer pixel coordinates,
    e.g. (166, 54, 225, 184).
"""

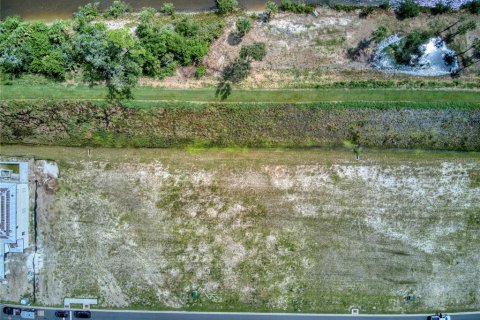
(0, 0, 479, 319)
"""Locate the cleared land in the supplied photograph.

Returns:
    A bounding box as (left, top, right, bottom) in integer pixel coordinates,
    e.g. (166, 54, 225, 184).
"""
(0, 146, 479, 313)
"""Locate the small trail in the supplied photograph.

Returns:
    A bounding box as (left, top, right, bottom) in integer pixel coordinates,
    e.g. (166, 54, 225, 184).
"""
(33, 179, 39, 303)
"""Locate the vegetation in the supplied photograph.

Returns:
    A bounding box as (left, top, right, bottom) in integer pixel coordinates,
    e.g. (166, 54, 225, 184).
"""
(1, 97, 479, 149)
(386, 31, 433, 65)
(431, 1, 451, 15)
(359, 6, 376, 18)
(216, 0, 239, 14)
(265, 1, 278, 15)
(395, 0, 420, 19)
(239, 42, 267, 61)
(236, 18, 252, 36)
(462, 0, 480, 14)
(195, 64, 207, 79)
(0, 7, 224, 100)
(161, 3, 176, 16)
(379, 1, 391, 10)
(103, 0, 131, 18)
(279, 0, 315, 14)
(371, 26, 389, 43)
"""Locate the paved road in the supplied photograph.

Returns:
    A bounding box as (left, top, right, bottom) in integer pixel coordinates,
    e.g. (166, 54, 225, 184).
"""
(2, 305, 479, 320)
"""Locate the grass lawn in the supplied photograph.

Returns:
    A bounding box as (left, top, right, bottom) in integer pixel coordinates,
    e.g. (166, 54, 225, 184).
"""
(1, 84, 480, 106)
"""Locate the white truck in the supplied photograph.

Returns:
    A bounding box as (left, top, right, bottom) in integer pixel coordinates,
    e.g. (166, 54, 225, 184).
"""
(20, 309, 36, 319)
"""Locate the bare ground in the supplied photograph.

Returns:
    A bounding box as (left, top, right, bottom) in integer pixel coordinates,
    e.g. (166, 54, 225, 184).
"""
(0, 146, 479, 313)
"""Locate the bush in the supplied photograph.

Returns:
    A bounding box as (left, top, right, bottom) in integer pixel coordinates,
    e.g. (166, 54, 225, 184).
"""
(139, 7, 157, 24)
(279, 0, 315, 13)
(265, 1, 278, 14)
(360, 6, 376, 18)
(371, 26, 389, 42)
(431, 1, 451, 14)
(73, 2, 100, 22)
(176, 18, 199, 37)
(396, 0, 420, 19)
(236, 18, 252, 36)
(379, 1, 391, 10)
(462, 0, 480, 14)
(161, 3, 176, 15)
(239, 42, 266, 61)
(195, 64, 207, 79)
(387, 31, 432, 65)
(104, 0, 131, 18)
(216, 0, 238, 14)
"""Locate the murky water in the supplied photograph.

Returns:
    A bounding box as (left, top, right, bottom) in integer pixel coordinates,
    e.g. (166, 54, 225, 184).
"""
(372, 35, 459, 76)
(0, 0, 382, 20)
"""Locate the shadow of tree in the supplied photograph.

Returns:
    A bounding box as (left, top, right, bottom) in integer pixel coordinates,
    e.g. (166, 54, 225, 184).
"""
(347, 38, 372, 61)
(215, 81, 232, 100)
(227, 32, 243, 46)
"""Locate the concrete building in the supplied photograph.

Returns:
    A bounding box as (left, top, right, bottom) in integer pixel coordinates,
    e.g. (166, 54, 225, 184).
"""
(0, 162, 29, 279)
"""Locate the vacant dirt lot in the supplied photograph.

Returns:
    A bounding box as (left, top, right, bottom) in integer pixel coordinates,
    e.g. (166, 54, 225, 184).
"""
(0, 146, 479, 313)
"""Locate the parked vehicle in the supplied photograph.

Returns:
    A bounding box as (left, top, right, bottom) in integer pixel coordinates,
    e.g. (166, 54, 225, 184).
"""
(2, 306, 13, 314)
(20, 309, 36, 319)
(74, 310, 91, 319)
(55, 310, 70, 318)
(427, 314, 451, 320)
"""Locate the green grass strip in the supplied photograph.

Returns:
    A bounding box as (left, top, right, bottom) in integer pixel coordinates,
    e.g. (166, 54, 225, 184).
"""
(1, 85, 480, 106)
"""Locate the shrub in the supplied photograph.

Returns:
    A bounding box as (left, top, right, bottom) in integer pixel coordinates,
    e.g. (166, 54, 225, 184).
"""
(360, 6, 376, 18)
(236, 18, 252, 36)
(371, 26, 389, 42)
(139, 7, 157, 24)
(73, 2, 100, 22)
(396, 0, 420, 19)
(265, 1, 278, 14)
(161, 3, 176, 15)
(387, 31, 432, 65)
(431, 1, 451, 14)
(176, 18, 199, 37)
(104, 0, 131, 18)
(379, 1, 391, 10)
(462, 0, 480, 14)
(239, 42, 266, 61)
(216, 0, 238, 14)
(195, 64, 207, 79)
(280, 0, 315, 13)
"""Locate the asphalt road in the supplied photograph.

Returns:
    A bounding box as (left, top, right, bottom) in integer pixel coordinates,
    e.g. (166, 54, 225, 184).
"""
(2, 305, 479, 320)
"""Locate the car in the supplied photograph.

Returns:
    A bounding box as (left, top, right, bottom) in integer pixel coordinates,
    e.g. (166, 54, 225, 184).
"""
(427, 314, 451, 320)
(55, 310, 70, 318)
(74, 310, 91, 319)
(3, 306, 13, 314)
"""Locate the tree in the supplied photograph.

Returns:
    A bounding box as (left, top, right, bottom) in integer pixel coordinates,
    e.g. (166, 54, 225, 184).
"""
(104, 0, 131, 18)
(387, 31, 432, 65)
(236, 18, 252, 36)
(371, 26, 389, 43)
(139, 7, 157, 24)
(73, 2, 100, 22)
(462, 0, 480, 14)
(73, 24, 141, 100)
(239, 42, 266, 61)
(265, 1, 278, 15)
(431, 1, 451, 15)
(176, 17, 199, 37)
(216, 0, 238, 14)
(161, 3, 176, 16)
(396, 0, 420, 19)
